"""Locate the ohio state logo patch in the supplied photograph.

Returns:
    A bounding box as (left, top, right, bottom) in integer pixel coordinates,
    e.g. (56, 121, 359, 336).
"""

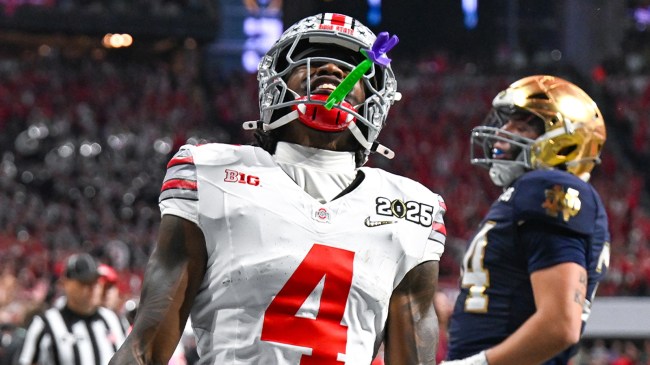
(313, 207, 331, 223)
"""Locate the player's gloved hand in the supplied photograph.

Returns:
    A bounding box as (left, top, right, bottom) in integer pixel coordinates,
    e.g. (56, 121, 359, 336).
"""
(440, 351, 488, 365)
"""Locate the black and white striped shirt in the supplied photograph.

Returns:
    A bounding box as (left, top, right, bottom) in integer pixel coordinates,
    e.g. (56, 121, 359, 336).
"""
(18, 303, 127, 365)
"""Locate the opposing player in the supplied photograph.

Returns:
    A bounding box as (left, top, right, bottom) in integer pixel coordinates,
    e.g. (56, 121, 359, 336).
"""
(442, 75, 610, 365)
(110, 13, 446, 365)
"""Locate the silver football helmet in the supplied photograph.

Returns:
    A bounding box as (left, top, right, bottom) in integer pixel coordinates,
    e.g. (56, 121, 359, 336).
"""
(244, 13, 400, 162)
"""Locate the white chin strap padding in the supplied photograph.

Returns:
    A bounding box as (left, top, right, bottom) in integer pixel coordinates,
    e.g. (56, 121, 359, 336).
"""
(374, 144, 395, 159)
(348, 121, 394, 159)
(242, 121, 260, 130)
(242, 110, 300, 132)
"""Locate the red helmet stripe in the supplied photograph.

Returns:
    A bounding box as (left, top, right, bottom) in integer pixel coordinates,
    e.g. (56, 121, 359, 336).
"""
(330, 13, 347, 26)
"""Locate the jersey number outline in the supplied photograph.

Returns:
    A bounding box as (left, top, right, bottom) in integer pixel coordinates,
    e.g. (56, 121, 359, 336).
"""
(583, 242, 611, 321)
(261, 244, 354, 364)
(461, 221, 496, 313)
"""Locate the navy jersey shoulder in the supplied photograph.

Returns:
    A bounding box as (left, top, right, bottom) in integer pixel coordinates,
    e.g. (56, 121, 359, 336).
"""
(510, 169, 601, 236)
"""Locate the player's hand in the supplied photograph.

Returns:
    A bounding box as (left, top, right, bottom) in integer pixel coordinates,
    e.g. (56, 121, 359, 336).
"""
(440, 351, 488, 365)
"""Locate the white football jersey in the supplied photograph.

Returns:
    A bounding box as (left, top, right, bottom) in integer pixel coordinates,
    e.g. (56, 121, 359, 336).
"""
(159, 143, 446, 364)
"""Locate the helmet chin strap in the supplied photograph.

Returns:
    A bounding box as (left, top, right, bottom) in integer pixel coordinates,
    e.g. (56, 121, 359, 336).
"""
(347, 121, 394, 159)
(243, 109, 395, 159)
(242, 110, 298, 132)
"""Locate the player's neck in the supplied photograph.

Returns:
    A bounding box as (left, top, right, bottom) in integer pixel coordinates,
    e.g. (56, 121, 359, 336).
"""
(273, 142, 356, 172)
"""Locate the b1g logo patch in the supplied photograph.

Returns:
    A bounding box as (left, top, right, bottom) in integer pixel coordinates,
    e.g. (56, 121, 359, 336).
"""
(542, 185, 581, 222)
(224, 169, 260, 186)
(375, 197, 434, 227)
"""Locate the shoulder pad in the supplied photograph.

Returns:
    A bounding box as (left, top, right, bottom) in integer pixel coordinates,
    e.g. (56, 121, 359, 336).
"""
(174, 143, 272, 167)
(511, 170, 599, 235)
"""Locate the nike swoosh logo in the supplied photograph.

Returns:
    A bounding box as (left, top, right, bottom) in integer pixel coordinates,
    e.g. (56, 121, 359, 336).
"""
(364, 216, 397, 227)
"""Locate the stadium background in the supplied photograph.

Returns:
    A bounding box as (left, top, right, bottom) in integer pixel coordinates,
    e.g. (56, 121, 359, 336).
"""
(0, 0, 649, 363)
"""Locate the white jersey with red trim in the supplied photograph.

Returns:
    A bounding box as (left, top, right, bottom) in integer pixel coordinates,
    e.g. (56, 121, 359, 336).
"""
(159, 143, 446, 365)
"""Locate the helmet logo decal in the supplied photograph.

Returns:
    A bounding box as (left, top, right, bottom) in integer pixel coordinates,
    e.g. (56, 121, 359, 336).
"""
(319, 13, 355, 35)
(542, 185, 581, 222)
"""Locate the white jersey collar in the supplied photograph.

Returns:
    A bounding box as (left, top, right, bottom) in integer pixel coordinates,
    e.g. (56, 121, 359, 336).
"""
(273, 142, 357, 203)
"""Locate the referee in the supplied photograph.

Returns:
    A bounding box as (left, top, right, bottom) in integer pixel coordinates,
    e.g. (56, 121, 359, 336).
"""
(18, 253, 127, 365)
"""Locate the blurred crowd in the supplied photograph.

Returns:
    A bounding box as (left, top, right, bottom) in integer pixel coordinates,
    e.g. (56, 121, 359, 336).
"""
(0, 44, 648, 362)
(0, 0, 213, 17)
(572, 339, 650, 365)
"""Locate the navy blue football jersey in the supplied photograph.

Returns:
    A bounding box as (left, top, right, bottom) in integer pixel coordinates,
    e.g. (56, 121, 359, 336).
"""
(447, 169, 610, 364)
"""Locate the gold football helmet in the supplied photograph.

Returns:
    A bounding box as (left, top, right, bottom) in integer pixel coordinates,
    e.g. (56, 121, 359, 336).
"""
(471, 75, 606, 186)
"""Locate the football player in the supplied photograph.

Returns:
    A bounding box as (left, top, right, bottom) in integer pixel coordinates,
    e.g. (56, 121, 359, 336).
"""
(442, 75, 610, 365)
(110, 13, 446, 365)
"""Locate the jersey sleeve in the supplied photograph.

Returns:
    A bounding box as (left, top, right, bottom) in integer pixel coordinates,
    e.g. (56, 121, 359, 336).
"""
(159, 145, 200, 224)
(423, 194, 447, 262)
(520, 220, 588, 272)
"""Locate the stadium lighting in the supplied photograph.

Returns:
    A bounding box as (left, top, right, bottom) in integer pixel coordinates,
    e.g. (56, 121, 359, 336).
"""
(462, 0, 478, 29)
(367, 0, 381, 25)
(102, 33, 134, 49)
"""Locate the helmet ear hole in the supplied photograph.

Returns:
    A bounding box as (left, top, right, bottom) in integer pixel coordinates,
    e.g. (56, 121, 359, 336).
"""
(557, 145, 577, 157)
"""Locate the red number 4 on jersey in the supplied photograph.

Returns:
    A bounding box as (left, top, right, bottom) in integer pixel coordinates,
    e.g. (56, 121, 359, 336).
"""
(261, 244, 355, 364)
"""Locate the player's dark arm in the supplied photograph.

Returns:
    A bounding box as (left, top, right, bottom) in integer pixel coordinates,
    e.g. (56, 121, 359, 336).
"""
(384, 260, 439, 365)
(109, 215, 207, 365)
